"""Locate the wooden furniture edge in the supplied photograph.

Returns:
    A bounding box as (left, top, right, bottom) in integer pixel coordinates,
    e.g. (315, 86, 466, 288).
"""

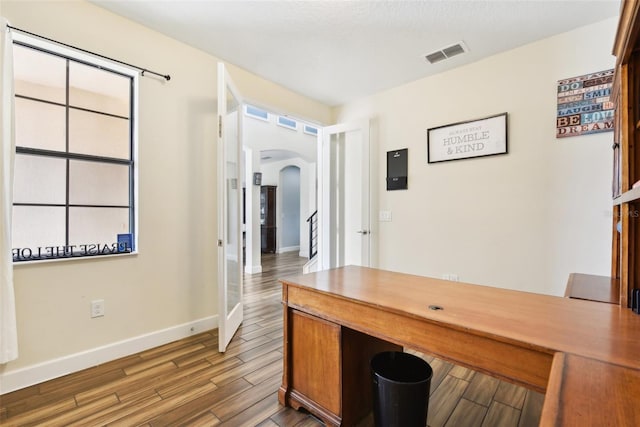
(564, 273, 620, 304)
(613, 0, 640, 66)
(540, 352, 640, 426)
(282, 277, 556, 356)
(283, 281, 553, 392)
(278, 282, 291, 407)
(287, 389, 342, 427)
(539, 352, 566, 427)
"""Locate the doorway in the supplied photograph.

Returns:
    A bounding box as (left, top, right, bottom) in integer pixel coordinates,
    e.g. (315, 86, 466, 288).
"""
(279, 165, 301, 254)
(242, 105, 319, 274)
(319, 120, 372, 270)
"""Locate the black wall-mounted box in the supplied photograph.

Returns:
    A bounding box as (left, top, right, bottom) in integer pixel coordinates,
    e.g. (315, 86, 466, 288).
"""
(387, 149, 408, 190)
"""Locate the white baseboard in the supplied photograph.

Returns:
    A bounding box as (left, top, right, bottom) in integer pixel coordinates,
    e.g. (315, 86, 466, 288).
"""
(0, 315, 218, 394)
(278, 245, 300, 254)
(244, 264, 262, 274)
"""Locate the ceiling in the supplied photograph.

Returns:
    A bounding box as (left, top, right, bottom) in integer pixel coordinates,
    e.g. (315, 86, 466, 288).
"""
(91, 0, 621, 107)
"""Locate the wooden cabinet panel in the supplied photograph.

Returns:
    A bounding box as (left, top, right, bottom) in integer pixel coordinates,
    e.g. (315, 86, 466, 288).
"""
(290, 310, 341, 416)
(283, 308, 401, 426)
(260, 185, 276, 253)
(261, 226, 276, 253)
(611, 0, 640, 309)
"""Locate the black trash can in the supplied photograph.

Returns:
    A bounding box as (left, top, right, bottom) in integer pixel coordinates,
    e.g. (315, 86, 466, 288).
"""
(371, 351, 433, 427)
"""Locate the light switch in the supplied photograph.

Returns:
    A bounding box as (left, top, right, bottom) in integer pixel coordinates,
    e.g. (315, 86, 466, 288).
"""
(379, 211, 392, 222)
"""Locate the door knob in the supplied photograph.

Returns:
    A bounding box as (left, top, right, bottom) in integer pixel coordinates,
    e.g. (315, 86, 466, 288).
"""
(357, 230, 369, 235)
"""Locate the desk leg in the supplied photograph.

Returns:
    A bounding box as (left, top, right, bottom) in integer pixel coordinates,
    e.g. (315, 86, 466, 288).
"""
(278, 292, 292, 407)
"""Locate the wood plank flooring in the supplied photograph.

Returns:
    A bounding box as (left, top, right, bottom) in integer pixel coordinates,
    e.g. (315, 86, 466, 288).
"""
(0, 253, 544, 426)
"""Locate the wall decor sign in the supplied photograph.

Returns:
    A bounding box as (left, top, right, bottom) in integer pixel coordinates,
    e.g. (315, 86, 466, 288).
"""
(556, 69, 614, 138)
(427, 113, 508, 163)
(12, 235, 133, 262)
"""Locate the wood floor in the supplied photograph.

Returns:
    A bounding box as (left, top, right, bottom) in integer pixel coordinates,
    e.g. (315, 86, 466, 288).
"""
(0, 253, 544, 426)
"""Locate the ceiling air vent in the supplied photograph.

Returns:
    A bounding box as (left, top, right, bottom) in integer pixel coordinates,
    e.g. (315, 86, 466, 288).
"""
(425, 50, 447, 64)
(425, 41, 468, 64)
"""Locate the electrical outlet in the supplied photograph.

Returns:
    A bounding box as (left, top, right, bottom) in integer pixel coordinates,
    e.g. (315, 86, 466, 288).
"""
(441, 274, 459, 281)
(91, 299, 105, 318)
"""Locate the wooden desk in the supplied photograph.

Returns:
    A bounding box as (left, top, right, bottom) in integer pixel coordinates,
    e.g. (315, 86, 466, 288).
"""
(278, 266, 640, 426)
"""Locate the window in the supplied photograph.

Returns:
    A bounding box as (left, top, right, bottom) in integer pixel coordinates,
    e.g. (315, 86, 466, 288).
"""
(11, 36, 138, 262)
(277, 116, 297, 130)
(245, 104, 269, 121)
(303, 125, 318, 136)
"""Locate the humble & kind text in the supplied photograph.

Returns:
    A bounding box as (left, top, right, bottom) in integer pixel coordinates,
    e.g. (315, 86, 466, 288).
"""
(443, 125, 490, 155)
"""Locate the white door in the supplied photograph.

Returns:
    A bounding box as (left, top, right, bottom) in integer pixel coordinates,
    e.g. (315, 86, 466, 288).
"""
(217, 63, 243, 352)
(318, 119, 372, 270)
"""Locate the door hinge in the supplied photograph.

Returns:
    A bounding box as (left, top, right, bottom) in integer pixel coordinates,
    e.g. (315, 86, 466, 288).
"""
(218, 239, 223, 247)
(218, 116, 222, 138)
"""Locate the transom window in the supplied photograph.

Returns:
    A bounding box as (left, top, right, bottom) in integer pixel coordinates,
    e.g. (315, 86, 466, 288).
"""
(303, 125, 318, 136)
(11, 36, 138, 262)
(245, 104, 269, 121)
(277, 116, 297, 130)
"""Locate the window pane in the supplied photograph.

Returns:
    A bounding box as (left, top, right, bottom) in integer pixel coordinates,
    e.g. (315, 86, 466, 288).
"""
(69, 207, 129, 247)
(69, 160, 129, 206)
(278, 116, 297, 129)
(13, 44, 66, 104)
(12, 206, 65, 250)
(69, 108, 129, 159)
(15, 98, 66, 151)
(246, 105, 268, 120)
(69, 61, 130, 117)
(14, 154, 66, 204)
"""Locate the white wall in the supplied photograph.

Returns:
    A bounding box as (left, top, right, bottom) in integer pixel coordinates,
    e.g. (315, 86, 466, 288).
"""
(334, 18, 617, 296)
(0, 0, 330, 392)
(243, 111, 318, 162)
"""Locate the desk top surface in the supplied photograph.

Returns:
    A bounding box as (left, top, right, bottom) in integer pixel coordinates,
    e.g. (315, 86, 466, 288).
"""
(281, 266, 640, 370)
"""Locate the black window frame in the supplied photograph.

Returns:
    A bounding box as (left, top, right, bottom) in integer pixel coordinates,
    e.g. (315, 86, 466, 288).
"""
(11, 39, 137, 263)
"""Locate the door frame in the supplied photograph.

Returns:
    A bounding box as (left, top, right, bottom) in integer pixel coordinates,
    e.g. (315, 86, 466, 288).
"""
(318, 119, 372, 271)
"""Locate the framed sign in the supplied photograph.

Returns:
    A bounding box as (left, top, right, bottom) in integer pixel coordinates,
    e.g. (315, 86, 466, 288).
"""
(556, 69, 614, 138)
(427, 113, 508, 163)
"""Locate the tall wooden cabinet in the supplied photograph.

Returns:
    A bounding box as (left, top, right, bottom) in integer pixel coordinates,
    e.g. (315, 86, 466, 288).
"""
(611, 0, 640, 309)
(261, 185, 277, 253)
